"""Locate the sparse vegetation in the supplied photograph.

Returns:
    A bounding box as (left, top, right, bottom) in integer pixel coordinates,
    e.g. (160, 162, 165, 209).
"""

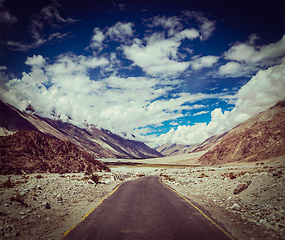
(10, 193, 28, 207)
(0, 178, 15, 188)
(90, 173, 100, 184)
(35, 174, 44, 179)
(160, 173, 175, 181)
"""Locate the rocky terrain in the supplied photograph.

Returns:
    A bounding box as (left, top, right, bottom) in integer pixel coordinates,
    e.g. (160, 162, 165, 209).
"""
(0, 170, 141, 239)
(159, 156, 285, 240)
(1, 159, 284, 240)
(0, 100, 162, 159)
(0, 130, 109, 175)
(197, 101, 285, 165)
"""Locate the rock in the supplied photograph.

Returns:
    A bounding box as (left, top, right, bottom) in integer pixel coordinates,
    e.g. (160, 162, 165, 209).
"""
(268, 211, 284, 221)
(264, 223, 275, 231)
(272, 171, 283, 177)
(234, 183, 248, 194)
(88, 179, 95, 184)
(241, 173, 252, 185)
(230, 203, 241, 211)
(42, 202, 51, 209)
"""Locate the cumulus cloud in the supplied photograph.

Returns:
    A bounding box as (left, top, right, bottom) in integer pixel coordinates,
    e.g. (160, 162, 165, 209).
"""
(107, 21, 134, 42)
(216, 34, 285, 78)
(148, 59, 285, 147)
(225, 35, 285, 65)
(0, 52, 224, 139)
(191, 55, 219, 70)
(123, 38, 190, 76)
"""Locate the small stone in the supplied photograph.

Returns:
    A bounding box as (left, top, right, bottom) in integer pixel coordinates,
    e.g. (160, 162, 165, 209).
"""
(42, 202, 51, 209)
(264, 223, 275, 231)
(88, 179, 95, 184)
(230, 203, 241, 211)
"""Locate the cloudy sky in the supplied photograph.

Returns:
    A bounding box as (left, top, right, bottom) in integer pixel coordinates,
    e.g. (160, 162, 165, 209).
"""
(0, 0, 285, 147)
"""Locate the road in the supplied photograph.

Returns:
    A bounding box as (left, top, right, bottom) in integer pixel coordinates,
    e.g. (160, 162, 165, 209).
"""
(62, 176, 235, 240)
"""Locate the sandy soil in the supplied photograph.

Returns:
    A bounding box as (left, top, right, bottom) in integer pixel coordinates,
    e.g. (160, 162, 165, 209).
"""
(0, 154, 284, 240)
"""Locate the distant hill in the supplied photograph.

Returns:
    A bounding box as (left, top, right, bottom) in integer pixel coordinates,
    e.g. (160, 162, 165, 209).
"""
(0, 130, 109, 175)
(156, 144, 199, 156)
(0, 100, 163, 159)
(197, 101, 285, 165)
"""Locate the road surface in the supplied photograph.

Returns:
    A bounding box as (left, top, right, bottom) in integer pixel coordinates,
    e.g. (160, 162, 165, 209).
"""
(62, 176, 235, 240)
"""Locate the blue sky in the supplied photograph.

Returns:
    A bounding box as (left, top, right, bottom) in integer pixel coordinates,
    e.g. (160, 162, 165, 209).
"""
(1, 0, 285, 147)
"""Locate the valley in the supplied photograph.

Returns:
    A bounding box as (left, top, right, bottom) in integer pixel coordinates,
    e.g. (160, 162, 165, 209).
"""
(0, 100, 284, 239)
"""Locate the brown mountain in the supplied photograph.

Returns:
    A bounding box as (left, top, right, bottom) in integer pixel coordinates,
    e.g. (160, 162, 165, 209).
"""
(198, 101, 285, 165)
(156, 144, 199, 156)
(0, 130, 109, 175)
(0, 100, 162, 159)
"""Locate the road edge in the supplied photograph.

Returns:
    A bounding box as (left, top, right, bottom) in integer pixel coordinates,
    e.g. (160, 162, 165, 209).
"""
(60, 182, 124, 239)
(159, 176, 236, 240)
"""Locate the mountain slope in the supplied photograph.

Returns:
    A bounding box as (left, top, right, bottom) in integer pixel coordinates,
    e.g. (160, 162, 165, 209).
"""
(0, 100, 162, 159)
(0, 130, 109, 175)
(198, 101, 285, 165)
(156, 144, 199, 156)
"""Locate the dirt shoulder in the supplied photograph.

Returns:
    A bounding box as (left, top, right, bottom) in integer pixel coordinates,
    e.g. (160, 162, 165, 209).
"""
(159, 155, 285, 240)
(0, 171, 138, 240)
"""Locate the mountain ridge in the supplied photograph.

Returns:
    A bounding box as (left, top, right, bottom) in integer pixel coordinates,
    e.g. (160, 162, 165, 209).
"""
(0, 100, 162, 159)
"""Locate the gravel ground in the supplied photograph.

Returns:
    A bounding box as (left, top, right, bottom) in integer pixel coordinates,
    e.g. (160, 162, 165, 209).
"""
(0, 156, 284, 240)
(158, 156, 285, 240)
(0, 170, 141, 240)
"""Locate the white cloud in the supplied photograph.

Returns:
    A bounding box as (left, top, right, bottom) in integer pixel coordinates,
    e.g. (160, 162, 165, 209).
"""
(0, 0, 17, 24)
(123, 38, 190, 76)
(0, 53, 223, 140)
(0, 66, 7, 71)
(191, 55, 219, 70)
(218, 62, 240, 75)
(107, 21, 134, 42)
(174, 29, 200, 41)
(183, 11, 216, 41)
(146, 59, 285, 147)
(193, 111, 209, 116)
(225, 34, 285, 66)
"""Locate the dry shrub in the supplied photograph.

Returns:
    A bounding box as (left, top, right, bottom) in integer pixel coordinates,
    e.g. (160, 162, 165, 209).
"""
(90, 173, 100, 184)
(0, 178, 15, 188)
(222, 172, 236, 179)
(10, 193, 28, 207)
(35, 174, 44, 179)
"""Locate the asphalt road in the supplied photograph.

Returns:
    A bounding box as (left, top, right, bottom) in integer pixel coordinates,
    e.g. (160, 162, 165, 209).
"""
(63, 176, 235, 240)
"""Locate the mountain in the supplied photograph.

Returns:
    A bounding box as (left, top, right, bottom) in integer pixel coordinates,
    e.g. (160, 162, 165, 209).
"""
(0, 130, 110, 175)
(156, 144, 199, 156)
(0, 100, 162, 159)
(197, 101, 285, 165)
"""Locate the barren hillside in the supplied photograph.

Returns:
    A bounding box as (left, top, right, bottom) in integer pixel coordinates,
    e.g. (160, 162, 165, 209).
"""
(198, 101, 285, 165)
(0, 130, 109, 175)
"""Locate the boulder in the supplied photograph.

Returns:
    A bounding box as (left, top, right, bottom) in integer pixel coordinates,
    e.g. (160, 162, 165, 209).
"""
(234, 183, 248, 194)
(241, 173, 252, 185)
